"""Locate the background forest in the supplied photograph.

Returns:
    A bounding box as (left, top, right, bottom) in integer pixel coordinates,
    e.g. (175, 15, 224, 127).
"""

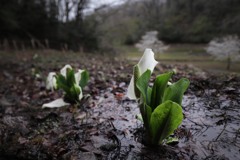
(1, 0, 240, 52)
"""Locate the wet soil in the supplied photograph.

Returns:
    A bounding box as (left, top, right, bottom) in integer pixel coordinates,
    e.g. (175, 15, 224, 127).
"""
(0, 52, 240, 160)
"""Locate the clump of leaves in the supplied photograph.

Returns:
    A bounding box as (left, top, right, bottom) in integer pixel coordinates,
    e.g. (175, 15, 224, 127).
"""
(43, 64, 89, 108)
(137, 70, 189, 145)
(127, 48, 189, 145)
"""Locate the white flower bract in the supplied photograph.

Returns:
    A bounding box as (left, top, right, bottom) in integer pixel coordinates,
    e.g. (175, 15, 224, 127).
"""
(42, 98, 70, 108)
(77, 85, 83, 100)
(75, 69, 84, 84)
(127, 48, 158, 100)
(46, 72, 57, 90)
(60, 64, 72, 77)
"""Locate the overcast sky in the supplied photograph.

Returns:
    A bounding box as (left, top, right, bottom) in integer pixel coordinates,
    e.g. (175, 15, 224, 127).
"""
(87, 0, 126, 11)
(68, 0, 127, 19)
(89, 0, 122, 7)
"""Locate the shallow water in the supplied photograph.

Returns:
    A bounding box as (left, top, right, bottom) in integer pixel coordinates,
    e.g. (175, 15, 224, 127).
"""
(180, 94, 240, 159)
(90, 87, 240, 159)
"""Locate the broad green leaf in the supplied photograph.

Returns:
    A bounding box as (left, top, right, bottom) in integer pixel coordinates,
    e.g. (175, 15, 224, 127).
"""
(150, 100, 183, 145)
(73, 83, 81, 96)
(68, 84, 81, 103)
(163, 78, 190, 105)
(133, 65, 141, 98)
(79, 70, 89, 88)
(136, 69, 151, 103)
(66, 68, 76, 87)
(139, 103, 152, 130)
(151, 72, 173, 110)
(147, 87, 152, 106)
(56, 74, 69, 92)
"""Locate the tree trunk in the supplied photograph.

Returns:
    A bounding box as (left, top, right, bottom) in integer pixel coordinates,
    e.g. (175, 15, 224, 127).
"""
(65, 0, 69, 22)
(76, 0, 87, 24)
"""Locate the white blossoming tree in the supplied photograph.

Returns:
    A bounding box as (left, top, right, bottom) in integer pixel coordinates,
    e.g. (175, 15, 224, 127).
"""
(206, 35, 240, 70)
(135, 31, 169, 54)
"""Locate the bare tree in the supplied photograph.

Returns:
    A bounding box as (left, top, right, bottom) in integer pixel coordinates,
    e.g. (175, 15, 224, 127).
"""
(75, 0, 87, 23)
(57, 0, 87, 22)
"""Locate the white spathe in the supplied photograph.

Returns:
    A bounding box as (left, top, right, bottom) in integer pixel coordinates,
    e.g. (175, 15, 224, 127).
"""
(74, 70, 84, 100)
(127, 77, 136, 99)
(138, 48, 158, 74)
(72, 83, 83, 101)
(127, 48, 158, 100)
(60, 64, 72, 77)
(77, 85, 83, 100)
(60, 65, 84, 83)
(42, 98, 70, 108)
(75, 69, 84, 84)
(46, 72, 57, 90)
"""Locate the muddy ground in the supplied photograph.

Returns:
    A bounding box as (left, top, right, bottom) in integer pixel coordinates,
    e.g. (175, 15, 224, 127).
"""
(0, 52, 240, 160)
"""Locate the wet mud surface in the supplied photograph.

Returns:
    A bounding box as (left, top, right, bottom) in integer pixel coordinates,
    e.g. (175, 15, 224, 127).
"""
(0, 54, 240, 159)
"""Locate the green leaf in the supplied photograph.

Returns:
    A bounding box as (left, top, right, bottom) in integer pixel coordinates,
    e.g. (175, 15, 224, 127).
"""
(73, 83, 81, 96)
(66, 84, 81, 103)
(133, 65, 141, 98)
(66, 68, 76, 87)
(56, 74, 69, 93)
(79, 70, 89, 88)
(150, 100, 183, 145)
(136, 69, 151, 104)
(165, 137, 179, 144)
(147, 87, 152, 106)
(139, 103, 152, 130)
(163, 78, 190, 105)
(151, 72, 173, 110)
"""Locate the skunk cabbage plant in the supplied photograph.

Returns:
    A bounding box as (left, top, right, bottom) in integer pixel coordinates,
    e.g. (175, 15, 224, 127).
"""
(127, 48, 158, 99)
(43, 64, 89, 108)
(127, 48, 189, 145)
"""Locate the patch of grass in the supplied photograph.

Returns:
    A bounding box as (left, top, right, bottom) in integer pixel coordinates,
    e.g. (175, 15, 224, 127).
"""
(122, 44, 240, 73)
(157, 52, 212, 61)
(166, 43, 206, 53)
(1, 46, 239, 74)
(122, 44, 211, 61)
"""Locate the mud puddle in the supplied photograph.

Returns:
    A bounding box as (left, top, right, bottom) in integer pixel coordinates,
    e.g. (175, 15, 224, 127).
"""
(89, 86, 240, 159)
(181, 92, 240, 159)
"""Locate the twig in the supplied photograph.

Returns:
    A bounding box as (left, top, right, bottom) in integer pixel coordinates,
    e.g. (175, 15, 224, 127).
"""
(215, 122, 227, 141)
